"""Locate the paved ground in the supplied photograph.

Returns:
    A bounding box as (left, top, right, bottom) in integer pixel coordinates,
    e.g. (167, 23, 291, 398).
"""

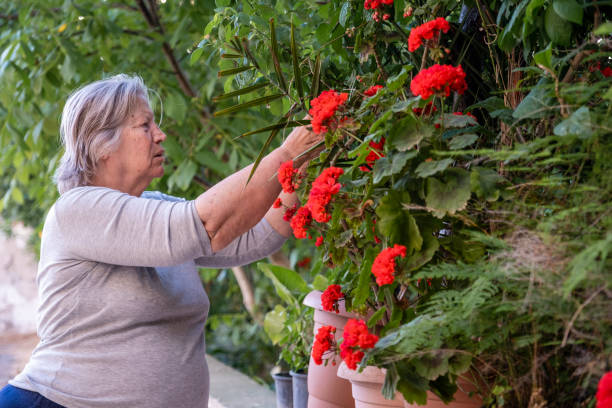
(0, 333, 39, 386)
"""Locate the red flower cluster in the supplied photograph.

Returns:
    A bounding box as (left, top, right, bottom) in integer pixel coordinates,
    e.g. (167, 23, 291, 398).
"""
(278, 160, 299, 193)
(290, 206, 312, 239)
(273, 198, 282, 208)
(283, 203, 298, 221)
(364, 85, 384, 97)
(312, 325, 336, 365)
(410, 64, 467, 100)
(364, 0, 393, 10)
(306, 167, 344, 223)
(371, 244, 407, 286)
(408, 17, 450, 52)
(359, 138, 385, 172)
(321, 284, 344, 313)
(315, 236, 324, 247)
(340, 319, 379, 369)
(597, 372, 612, 408)
(309, 90, 349, 134)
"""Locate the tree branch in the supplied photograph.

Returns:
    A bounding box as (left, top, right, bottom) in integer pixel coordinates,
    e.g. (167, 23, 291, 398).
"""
(135, 0, 204, 106)
(231, 266, 263, 325)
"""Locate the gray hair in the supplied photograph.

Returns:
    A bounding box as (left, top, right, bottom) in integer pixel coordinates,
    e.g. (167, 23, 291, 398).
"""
(54, 74, 149, 194)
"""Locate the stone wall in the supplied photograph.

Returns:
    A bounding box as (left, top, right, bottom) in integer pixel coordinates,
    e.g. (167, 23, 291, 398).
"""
(0, 222, 38, 335)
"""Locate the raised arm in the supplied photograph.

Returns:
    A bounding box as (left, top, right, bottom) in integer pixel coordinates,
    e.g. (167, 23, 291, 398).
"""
(195, 126, 321, 252)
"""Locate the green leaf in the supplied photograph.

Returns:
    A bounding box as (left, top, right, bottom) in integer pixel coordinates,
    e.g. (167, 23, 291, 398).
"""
(415, 158, 454, 178)
(563, 234, 612, 297)
(312, 274, 329, 291)
(402, 223, 439, 272)
(425, 168, 472, 218)
(213, 94, 284, 116)
(545, 7, 573, 46)
(553, 106, 594, 139)
(441, 113, 477, 128)
(194, 150, 230, 175)
(386, 66, 411, 91)
(189, 47, 205, 66)
(339, 2, 352, 27)
(594, 21, 612, 35)
(258, 263, 297, 306)
(170, 160, 197, 190)
(270, 18, 288, 93)
(165, 92, 187, 123)
(412, 351, 449, 380)
(213, 82, 270, 101)
(449, 133, 478, 150)
(290, 21, 305, 101)
(553, 0, 583, 24)
(217, 65, 255, 77)
(353, 246, 377, 308)
(388, 116, 433, 152)
(497, 0, 530, 52)
(264, 305, 287, 344)
(310, 54, 322, 100)
(471, 167, 504, 201)
(448, 353, 472, 375)
(258, 263, 310, 295)
(237, 120, 309, 139)
(369, 110, 393, 133)
(534, 43, 553, 71)
(246, 125, 282, 185)
(367, 307, 387, 327)
(382, 365, 400, 400)
(372, 151, 417, 184)
(513, 79, 552, 119)
(376, 191, 423, 252)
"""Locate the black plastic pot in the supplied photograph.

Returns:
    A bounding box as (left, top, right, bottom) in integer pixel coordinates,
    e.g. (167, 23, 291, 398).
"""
(272, 372, 293, 408)
(290, 370, 308, 408)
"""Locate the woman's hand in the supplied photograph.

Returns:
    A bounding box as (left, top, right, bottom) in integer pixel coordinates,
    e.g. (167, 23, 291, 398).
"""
(280, 125, 324, 167)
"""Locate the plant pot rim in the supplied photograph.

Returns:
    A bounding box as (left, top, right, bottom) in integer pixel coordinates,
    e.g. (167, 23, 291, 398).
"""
(303, 290, 362, 319)
(336, 361, 387, 383)
(272, 372, 293, 379)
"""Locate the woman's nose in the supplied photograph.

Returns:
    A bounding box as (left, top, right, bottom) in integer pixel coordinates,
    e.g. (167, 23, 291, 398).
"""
(153, 124, 167, 143)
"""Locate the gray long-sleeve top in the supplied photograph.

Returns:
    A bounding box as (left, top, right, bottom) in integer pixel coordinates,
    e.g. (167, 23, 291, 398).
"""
(10, 186, 286, 408)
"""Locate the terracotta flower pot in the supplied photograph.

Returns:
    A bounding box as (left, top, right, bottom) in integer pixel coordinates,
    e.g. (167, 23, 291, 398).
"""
(337, 362, 404, 407)
(303, 290, 359, 408)
(402, 374, 483, 408)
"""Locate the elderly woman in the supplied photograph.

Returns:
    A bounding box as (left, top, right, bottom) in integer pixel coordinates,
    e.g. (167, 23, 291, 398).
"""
(0, 74, 321, 408)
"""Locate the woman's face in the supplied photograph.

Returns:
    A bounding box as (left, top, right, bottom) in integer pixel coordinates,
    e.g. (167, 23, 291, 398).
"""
(104, 99, 167, 191)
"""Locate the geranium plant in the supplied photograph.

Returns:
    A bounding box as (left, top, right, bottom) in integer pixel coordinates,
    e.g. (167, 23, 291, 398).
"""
(203, 0, 612, 405)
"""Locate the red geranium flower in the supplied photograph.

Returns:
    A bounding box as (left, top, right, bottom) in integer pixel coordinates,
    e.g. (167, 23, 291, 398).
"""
(289, 206, 312, 239)
(371, 244, 407, 286)
(340, 319, 379, 369)
(597, 372, 612, 408)
(309, 90, 349, 134)
(364, 0, 393, 10)
(360, 138, 385, 172)
(408, 17, 450, 52)
(321, 284, 344, 313)
(273, 198, 282, 208)
(306, 167, 344, 223)
(364, 85, 384, 97)
(315, 236, 324, 247)
(410, 64, 467, 100)
(283, 203, 298, 221)
(312, 325, 336, 365)
(278, 160, 299, 193)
